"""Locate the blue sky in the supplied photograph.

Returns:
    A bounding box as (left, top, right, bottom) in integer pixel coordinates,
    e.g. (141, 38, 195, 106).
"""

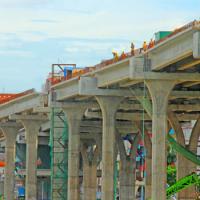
(0, 0, 199, 92)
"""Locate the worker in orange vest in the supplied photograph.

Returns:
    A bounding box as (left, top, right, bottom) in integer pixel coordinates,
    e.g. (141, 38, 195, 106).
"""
(148, 39, 155, 49)
(120, 51, 127, 60)
(112, 51, 119, 62)
(143, 41, 147, 52)
(131, 42, 135, 56)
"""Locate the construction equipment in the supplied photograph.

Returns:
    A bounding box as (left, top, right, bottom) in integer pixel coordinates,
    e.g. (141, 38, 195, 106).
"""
(167, 173, 200, 199)
(50, 107, 68, 200)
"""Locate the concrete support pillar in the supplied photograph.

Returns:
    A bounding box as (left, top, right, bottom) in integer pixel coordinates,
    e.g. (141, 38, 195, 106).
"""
(120, 159, 135, 200)
(96, 96, 123, 200)
(168, 110, 186, 198)
(177, 156, 196, 200)
(145, 156, 152, 200)
(0, 122, 20, 200)
(81, 143, 99, 200)
(146, 80, 175, 200)
(177, 116, 200, 200)
(193, 31, 200, 59)
(143, 126, 152, 200)
(21, 120, 43, 200)
(63, 105, 86, 200)
(117, 131, 140, 200)
(135, 121, 152, 200)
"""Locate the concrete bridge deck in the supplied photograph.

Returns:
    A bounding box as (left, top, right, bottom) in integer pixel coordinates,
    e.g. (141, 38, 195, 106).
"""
(0, 21, 199, 200)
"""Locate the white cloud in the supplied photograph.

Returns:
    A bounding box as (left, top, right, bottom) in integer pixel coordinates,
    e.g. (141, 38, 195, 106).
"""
(0, 1, 199, 45)
(64, 40, 130, 54)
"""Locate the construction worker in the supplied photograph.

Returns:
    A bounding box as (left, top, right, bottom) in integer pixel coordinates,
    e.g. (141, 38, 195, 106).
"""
(148, 38, 155, 49)
(112, 51, 119, 62)
(120, 51, 127, 60)
(143, 41, 147, 52)
(131, 42, 135, 55)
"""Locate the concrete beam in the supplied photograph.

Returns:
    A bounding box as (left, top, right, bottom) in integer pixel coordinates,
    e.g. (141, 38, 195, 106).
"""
(41, 119, 139, 133)
(9, 114, 47, 121)
(16, 169, 104, 177)
(33, 107, 50, 113)
(52, 78, 79, 100)
(17, 169, 51, 177)
(85, 110, 200, 121)
(54, 76, 134, 101)
(95, 59, 130, 87)
(178, 59, 200, 70)
(0, 121, 22, 128)
(78, 102, 200, 112)
(40, 121, 50, 131)
(37, 104, 200, 127)
(79, 77, 133, 97)
(97, 70, 200, 88)
(52, 73, 200, 101)
(52, 101, 97, 109)
(0, 93, 45, 120)
(130, 72, 200, 82)
(148, 28, 194, 70)
(169, 104, 200, 111)
(170, 90, 200, 99)
(81, 120, 136, 128)
(80, 132, 101, 140)
(193, 31, 200, 59)
(129, 90, 200, 100)
(182, 81, 200, 87)
(80, 126, 138, 134)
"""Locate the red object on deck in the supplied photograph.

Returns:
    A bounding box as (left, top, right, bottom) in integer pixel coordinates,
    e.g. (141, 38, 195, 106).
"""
(0, 161, 5, 167)
(0, 89, 34, 105)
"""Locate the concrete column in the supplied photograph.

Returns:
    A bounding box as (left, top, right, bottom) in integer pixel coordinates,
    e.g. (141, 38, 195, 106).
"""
(117, 131, 140, 200)
(143, 127, 152, 200)
(145, 156, 152, 200)
(193, 31, 200, 59)
(135, 121, 152, 200)
(177, 117, 200, 200)
(21, 120, 43, 200)
(81, 143, 99, 200)
(146, 80, 175, 200)
(63, 105, 86, 200)
(120, 159, 135, 200)
(144, 133, 152, 200)
(96, 96, 123, 200)
(177, 156, 196, 200)
(168, 110, 185, 188)
(0, 122, 20, 200)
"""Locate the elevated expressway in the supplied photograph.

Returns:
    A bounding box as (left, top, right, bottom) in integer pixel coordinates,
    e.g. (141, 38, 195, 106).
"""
(0, 22, 199, 200)
(51, 24, 200, 200)
(0, 91, 49, 200)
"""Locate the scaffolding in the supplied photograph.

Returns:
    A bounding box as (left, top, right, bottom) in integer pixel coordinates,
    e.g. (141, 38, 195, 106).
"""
(50, 107, 68, 200)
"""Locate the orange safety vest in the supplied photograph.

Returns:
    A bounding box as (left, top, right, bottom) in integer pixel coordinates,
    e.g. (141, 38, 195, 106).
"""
(143, 42, 147, 51)
(0, 161, 5, 167)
